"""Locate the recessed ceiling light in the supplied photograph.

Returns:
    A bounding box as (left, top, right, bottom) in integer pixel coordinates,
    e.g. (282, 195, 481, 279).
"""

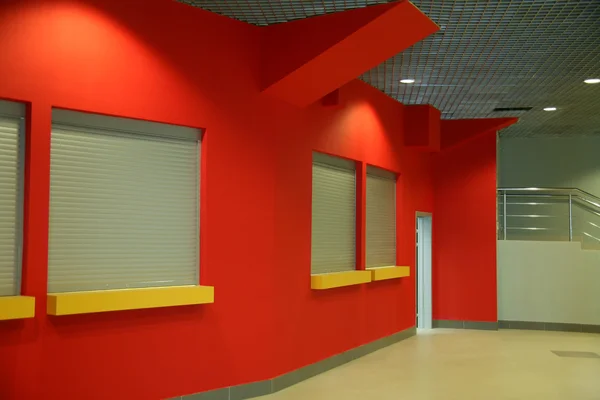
(584, 78, 600, 84)
(400, 79, 415, 84)
(543, 107, 557, 111)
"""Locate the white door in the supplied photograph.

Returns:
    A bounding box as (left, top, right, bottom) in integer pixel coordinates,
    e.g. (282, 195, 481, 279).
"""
(416, 214, 432, 329)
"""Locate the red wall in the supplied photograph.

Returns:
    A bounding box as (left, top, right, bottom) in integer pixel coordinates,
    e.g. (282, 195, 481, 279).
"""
(433, 133, 498, 322)
(271, 82, 434, 373)
(0, 0, 495, 399)
(0, 1, 277, 398)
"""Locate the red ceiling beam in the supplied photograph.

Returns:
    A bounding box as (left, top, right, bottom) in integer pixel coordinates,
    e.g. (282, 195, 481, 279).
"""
(261, 1, 439, 107)
(404, 105, 441, 152)
(441, 118, 519, 150)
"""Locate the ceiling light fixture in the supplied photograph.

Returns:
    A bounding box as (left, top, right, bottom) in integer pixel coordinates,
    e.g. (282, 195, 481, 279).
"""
(584, 78, 600, 84)
(543, 107, 557, 111)
(400, 79, 415, 84)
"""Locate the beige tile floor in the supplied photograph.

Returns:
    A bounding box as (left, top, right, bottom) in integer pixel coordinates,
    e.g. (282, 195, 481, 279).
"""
(263, 329, 600, 400)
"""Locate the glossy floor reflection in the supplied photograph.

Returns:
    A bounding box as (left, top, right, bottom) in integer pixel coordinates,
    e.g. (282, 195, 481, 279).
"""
(263, 329, 600, 400)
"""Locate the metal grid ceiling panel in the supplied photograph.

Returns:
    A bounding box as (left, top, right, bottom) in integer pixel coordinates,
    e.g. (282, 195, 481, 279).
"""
(311, 154, 356, 274)
(366, 167, 396, 268)
(179, 0, 600, 138)
(178, 0, 394, 25)
(48, 116, 200, 293)
(364, 0, 600, 138)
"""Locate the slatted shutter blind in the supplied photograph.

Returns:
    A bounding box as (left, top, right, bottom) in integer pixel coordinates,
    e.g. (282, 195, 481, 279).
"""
(48, 110, 200, 293)
(311, 153, 356, 274)
(366, 166, 396, 268)
(0, 101, 24, 296)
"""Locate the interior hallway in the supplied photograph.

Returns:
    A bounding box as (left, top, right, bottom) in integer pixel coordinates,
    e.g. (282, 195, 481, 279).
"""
(263, 329, 600, 400)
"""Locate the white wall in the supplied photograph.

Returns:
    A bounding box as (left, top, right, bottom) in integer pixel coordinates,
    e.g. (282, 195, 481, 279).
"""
(498, 240, 600, 325)
(499, 136, 600, 196)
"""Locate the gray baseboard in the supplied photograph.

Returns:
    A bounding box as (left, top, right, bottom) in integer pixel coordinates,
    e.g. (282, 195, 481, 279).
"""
(433, 319, 498, 330)
(499, 320, 600, 334)
(175, 327, 416, 400)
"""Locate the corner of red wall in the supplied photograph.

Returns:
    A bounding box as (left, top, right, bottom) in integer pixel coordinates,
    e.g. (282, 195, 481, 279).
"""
(432, 132, 498, 323)
(404, 105, 441, 152)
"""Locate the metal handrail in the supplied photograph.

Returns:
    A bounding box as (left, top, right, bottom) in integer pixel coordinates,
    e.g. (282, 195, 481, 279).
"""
(497, 187, 600, 244)
(499, 187, 600, 208)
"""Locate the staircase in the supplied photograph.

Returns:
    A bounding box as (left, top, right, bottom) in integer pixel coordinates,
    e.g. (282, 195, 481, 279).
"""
(497, 187, 600, 250)
(497, 187, 600, 327)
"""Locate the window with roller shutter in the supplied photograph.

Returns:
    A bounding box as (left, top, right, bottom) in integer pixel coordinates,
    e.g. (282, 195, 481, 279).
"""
(311, 152, 356, 275)
(0, 100, 25, 297)
(366, 166, 396, 268)
(48, 109, 201, 293)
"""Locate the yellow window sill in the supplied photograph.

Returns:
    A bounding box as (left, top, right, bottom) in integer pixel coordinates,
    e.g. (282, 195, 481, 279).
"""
(311, 271, 371, 290)
(0, 296, 36, 320)
(368, 266, 410, 281)
(47, 285, 214, 316)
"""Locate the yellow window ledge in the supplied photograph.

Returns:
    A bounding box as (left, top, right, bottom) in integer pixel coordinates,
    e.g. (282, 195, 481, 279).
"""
(0, 296, 36, 320)
(369, 266, 410, 281)
(47, 285, 214, 316)
(311, 271, 371, 290)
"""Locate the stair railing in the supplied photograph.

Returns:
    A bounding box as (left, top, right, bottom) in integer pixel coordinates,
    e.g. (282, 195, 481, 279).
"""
(498, 187, 600, 248)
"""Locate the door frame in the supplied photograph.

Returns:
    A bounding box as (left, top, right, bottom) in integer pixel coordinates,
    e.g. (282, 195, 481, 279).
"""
(416, 212, 433, 329)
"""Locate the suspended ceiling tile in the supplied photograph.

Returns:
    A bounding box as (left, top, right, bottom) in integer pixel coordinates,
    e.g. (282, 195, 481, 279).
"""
(178, 0, 600, 138)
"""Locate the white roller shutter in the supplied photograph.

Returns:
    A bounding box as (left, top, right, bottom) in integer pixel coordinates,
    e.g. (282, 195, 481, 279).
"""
(48, 110, 200, 293)
(311, 153, 356, 274)
(0, 101, 24, 296)
(366, 166, 396, 268)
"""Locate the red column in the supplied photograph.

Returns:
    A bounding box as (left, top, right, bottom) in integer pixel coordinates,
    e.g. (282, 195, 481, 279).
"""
(356, 161, 367, 270)
(22, 101, 51, 303)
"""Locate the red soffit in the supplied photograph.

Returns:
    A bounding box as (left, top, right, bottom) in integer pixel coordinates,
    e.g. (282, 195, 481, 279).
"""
(404, 105, 441, 152)
(261, 1, 439, 107)
(441, 118, 519, 150)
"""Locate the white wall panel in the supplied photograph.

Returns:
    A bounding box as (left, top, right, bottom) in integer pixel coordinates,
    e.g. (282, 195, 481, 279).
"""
(498, 240, 600, 325)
